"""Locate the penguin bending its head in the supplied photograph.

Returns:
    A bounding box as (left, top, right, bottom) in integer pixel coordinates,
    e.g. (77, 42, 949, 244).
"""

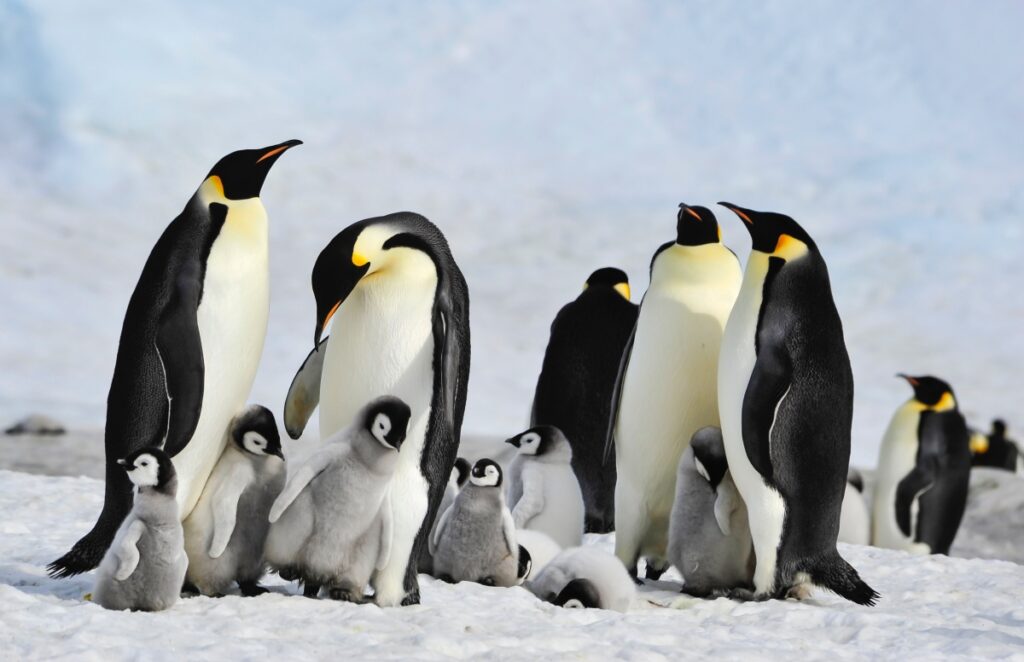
(872, 375, 971, 555)
(528, 546, 636, 612)
(606, 203, 742, 580)
(49, 140, 301, 578)
(182, 405, 286, 597)
(93, 448, 188, 611)
(716, 202, 877, 605)
(504, 425, 585, 549)
(283, 212, 470, 606)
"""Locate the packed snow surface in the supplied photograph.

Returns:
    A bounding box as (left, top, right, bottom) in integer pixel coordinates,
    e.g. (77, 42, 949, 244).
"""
(2, 469, 1024, 660)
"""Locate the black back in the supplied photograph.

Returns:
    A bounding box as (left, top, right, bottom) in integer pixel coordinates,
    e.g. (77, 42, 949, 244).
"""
(972, 419, 1021, 471)
(531, 268, 638, 533)
(914, 408, 971, 554)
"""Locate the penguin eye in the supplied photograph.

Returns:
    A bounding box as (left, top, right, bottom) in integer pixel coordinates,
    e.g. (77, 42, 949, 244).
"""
(140, 461, 149, 467)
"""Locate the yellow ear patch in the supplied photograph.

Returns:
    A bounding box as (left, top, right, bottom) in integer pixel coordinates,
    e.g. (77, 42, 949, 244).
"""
(614, 282, 631, 301)
(773, 234, 808, 261)
(352, 252, 369, 267)
(208, 175, 225, 197)
(933, 391, 956, 412)
(970, 432, 990, 454)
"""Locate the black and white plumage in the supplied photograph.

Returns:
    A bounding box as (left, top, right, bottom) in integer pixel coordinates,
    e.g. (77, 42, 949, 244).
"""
(430, 459, 522, 587)
(872, 375, 971, 555)
(528, 546, 635, 612)
(667, 427, 753, 597)
(50, 141, 301, 579)
(265, 397, 410, 602)
(971, 419, 1022, 473)
(182, 405, 285, 597)
(531, 267, 638, 533)
(505, 426, 584, 549)
(717, 202, 877, 605)
(283, 212, 470, 606)
(92, 448, 187, 611)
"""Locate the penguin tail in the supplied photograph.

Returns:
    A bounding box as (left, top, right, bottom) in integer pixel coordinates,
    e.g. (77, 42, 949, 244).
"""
(47, 532, 109, 578)
(806, 552, 879, 607)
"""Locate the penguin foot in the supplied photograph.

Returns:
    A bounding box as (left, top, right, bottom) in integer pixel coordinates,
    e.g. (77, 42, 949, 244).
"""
(479, 576, 496, 587)
(327, 587, 360, 603)
(303, 583, 321, 598)
(400, 591, 420, 607)
(278, 567, 299, 582)
(181, 581, 201, 597)
(239, 581, 269, 597)
(644, 560, 669, 581)
(437, 574, 456, 584)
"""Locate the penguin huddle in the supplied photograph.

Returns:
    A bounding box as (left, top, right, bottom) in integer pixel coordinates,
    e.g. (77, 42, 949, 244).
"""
(50, 142, 1004, 615)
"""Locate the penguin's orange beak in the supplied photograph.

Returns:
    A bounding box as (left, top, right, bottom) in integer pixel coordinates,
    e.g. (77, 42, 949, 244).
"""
(718, 201, 753, 225)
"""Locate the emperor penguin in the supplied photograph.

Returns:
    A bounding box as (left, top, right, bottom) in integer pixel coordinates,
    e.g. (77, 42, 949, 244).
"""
(838, 474, 871, 546)
(505, 425, 585, 549)
(971, 419, 1022, 473)
(716, 202, 877, 605)
(528, 546, 636, 613)
(430, 459, 523, 587)
(605, 203, 741, 579)
(92, 448, 188, 611)
(182, 405, 285, 597)
(283, 212, 470, 606)
(265, 397, 410, 602)
(531, 267, 639, 533)
(419, 457, 470, 576)
(667, 427, 754, 597)
(50, 140, 302, 578)
(872, 375, 971, 555)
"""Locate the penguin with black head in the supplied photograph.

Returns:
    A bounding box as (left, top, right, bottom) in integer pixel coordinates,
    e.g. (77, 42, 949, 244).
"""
(49, 141, 301, 578)
(873, 375, 971, 555)
(531, 267, 638, 533)
(971, 419, 1022, 473)
(284, 212, 470, 606)
(716, 202, 877, 605)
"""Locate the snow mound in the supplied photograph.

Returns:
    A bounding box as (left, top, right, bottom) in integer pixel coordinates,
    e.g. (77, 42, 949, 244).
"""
(2, 470, 1023, 659)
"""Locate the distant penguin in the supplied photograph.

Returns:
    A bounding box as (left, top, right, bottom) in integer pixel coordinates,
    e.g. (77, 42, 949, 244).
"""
(92, 448, 188, 612)
(838, 474, 871, 546)
(505, 426, 585, 549)
(971, 419, 1022, 473)
(419, 457, 470, 576)
(528, 546, 635, 612)
(50, 140, 302, 578)
(182, 405, 285, 597)
(716, 202, 877, 605)
(265, 397, 410, 601)
(606, 203, 741, 579)
(872, 375, 971, 555)
(283, 212, 470, 606)
(667, 427, 753, 597)
(531, 267, 638, 533)
(431, 459, 522, 587)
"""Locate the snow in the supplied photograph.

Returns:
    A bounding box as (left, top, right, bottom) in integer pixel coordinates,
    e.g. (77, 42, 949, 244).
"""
(2, 468, 1024, 660)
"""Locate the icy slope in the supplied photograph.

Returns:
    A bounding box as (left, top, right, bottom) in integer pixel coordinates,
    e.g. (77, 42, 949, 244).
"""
(2, 470, 1023, 660)
(1, 1, 1023, 467)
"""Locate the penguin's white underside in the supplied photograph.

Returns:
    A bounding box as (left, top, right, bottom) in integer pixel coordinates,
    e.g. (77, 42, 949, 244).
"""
(171, 182, 270, 520)
(873, 402, 932, 553)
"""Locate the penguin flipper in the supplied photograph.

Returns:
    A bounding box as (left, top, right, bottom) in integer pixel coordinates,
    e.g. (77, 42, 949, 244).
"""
(713, 479, 739, 537)
(430, 503, 454, 554)
(156, 259, 206, 457)
(740, 337, 792, 481)
(501, 507, 518, 557)
(376, 489, 394, 571)
(283, 337, 329, 439)
(208, 463, 252, 558)
(114, 519, 147, 581)
(602, 321, 637, 466)
(894, 458, 937, 538)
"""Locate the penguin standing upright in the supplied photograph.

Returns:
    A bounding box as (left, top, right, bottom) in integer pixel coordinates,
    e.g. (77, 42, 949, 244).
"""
(606, 204, 741, 579)
(531, 267, 638, 533)
(872, 375, 971, 555)
(283, 213, 470, 606)
(971, 419, 1022, 473)
(50, 141, 301, 578)
(716, 202, 877, 605)
(419, 457, 470, 576)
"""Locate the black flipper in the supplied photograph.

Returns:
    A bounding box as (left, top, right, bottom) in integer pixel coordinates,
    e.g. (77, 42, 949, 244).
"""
(283, 336, 329, 439)
(602, 321, 637, 466)
(894, 458, 937, 538)
(740, 329, 791, 482)
(156, 259, 205, 457)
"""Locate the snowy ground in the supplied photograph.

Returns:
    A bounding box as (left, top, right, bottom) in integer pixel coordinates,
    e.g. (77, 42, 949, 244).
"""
(2, 469, 1024, 661)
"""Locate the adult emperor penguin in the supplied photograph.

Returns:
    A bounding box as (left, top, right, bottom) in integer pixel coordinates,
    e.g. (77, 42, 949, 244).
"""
(716, 202, 877, 605)
(971, 419, 1022, 473)
(605, 203, 741, 579)
(531, 267, 639, 533)
(872, 375, 971, 555)
(283, 212, 470, 606)
(50, 140, 301, 578)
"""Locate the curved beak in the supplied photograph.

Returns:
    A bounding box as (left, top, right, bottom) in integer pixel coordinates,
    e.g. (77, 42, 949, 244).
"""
(896, 373, 919, 387)
(678, 203, 702, 222)
(718, 201, 755, 225)
(505, 436, 522, 448)
(256, 139, 302, 165)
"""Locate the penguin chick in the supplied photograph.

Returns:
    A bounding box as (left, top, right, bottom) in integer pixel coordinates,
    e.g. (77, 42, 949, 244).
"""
(92, 448, 187, 611)
(265, 396, 410, 601)
(431, 459, 521, 587)
(182, 405, 285, 597)
(515, 529, 562, 579)
(667, 427, 754, 597)
(505, 426, 585, 549)
(419, 457, 471, 576)
(528, 546, 635, 612)
(837, 478, 871, 546)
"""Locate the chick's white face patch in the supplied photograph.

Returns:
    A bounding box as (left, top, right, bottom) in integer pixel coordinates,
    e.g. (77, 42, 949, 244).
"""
(694, 457, 711, 483)
(471, 464, 501, 487)
(372, 413, 393, 447)
(519, 432, 541, 456)
(242, 431, 268, 455)
(126, 453, 159, 487)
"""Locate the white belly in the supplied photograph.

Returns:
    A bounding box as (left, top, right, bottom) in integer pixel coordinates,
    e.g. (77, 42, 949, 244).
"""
(872, 403, 929, 553)
(527, 463, 585, 549)
(173, 199, 269, 518)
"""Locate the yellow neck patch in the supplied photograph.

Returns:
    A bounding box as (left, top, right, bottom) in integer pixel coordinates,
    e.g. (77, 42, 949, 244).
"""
(970, 432, 990, 454)
(352, 252, 369, 267)
(933, 391, 956, 412)
(614, 282, 631, 301)
(773, 234, 808, 261)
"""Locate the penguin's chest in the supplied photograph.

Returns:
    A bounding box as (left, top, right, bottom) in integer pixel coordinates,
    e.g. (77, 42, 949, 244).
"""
(175, 202, 269, 516)
(873, 405, 923, 545)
